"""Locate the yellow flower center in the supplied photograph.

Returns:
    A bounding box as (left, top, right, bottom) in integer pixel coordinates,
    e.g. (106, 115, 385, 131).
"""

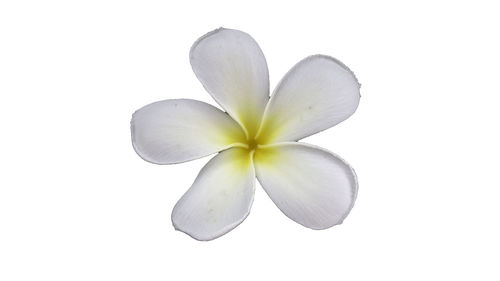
(226, 114, 281, 172)
(246, 137, 259, 152)
(237, 119, 267, 153)
(224, 108, 285, 173)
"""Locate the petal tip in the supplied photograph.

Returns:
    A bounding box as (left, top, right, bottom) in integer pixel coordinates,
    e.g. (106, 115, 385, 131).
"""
(171, 216, 226, 241)
(310, 54, 361, 88)
(311, 54, 362, 119)
(170, 211, 209, 241)
(189, 27, 238, 60)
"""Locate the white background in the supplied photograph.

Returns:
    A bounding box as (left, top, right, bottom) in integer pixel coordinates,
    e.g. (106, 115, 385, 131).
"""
(1, 0, 499, 280)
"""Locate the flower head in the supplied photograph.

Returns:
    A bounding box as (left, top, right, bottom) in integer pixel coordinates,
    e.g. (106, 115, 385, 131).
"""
(131, 28, 360, 240)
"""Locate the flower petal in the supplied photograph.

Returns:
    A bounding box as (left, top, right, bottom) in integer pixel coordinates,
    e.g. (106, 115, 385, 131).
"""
(131, 99, 246, 164)
(172, 148, 255, 240)
(254, 142, 357, 229)
(257, 55, 360, 144)
(190, 28, 269, 137)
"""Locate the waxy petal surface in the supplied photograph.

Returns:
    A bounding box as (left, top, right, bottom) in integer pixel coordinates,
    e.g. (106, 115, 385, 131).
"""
(190, 28, 269, 137)
(131, 99, 245, 164)
(172, 148, 255, 240)
(254, 142, 357, 229)
(258, 55, 360, 143)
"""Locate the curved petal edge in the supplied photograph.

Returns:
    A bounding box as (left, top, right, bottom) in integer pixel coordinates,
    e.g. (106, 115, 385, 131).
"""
(254, 142, 358, 230)
(172, 148, 256, 240)
(131, 99, 246, 165)
(257, 55, 361, 143)
(190, 27, 270, 137)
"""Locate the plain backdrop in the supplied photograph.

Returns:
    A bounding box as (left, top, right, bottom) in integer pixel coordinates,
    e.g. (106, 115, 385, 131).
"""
(1, 0, 499, 280)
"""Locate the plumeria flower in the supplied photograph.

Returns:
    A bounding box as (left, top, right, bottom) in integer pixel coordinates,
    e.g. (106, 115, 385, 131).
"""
(131, 28, 360, 241)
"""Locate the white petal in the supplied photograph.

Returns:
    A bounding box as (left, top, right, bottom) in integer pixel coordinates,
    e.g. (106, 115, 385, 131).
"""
(131, 99, 245, 164)
(190, 28, 269, 136)
(254, 142, 357, 229)
(172, 148, 255, 240)
(257, 55, 360, 143)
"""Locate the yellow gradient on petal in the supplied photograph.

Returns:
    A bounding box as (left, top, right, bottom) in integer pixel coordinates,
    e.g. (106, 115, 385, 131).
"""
(226, 147, 254, 174)
(214, 120, 248, 147)
(234, 105, 263, 140)
(253, 145, 283, 168)
(255, 114, 285, 145)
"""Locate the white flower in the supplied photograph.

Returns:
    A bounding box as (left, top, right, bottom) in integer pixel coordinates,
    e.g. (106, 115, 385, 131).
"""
(131, 28, 361, 241)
